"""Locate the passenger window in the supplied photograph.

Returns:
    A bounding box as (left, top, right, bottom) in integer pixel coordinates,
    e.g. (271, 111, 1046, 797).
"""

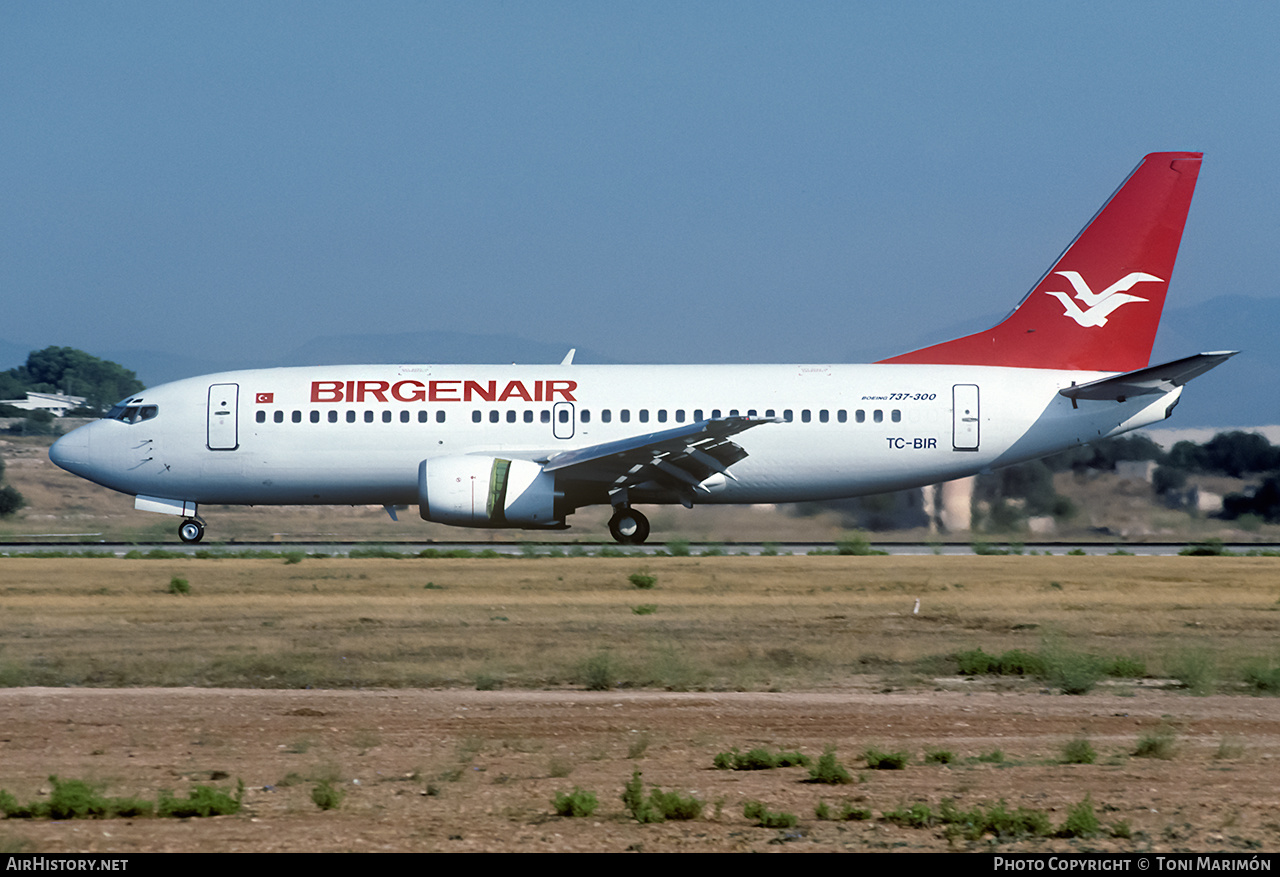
(784, 410, 793, 422)
(346, 411, 357, 423)
(747, 409, 757, 417)
(558, 409, 569, 423)
(581, 410, 591, 423)
(293, 410, 302, 423)
(675, 409, 685, 423)
(712, 409, 721, 419)
(602, 410, 611, 423)
(801, 410, 811, 423)
(541, 410, 551, 423)
(657, 410, 666, 423)
(819, 410, 829, 423)
(856, 409, 865, 423)
(274, 411, 284, 423)
(328, 411, 338, 423)
(892, 409, 901, 422)
(311, 411, 320, 423)
(436, 411, 446, 423)
(639, 410, 649, 423)
(524, 410, 533, 423)
(472, 411, 482, 423)
(874, 409, 883, 423)
(256, 411, 265, 423)
(506, 410, 516, 423)
(766, 409, 775, 418)
(364, 411, 374, 423)
(837, 410, 847, 423)
(729, 409, 739, 417)
(400, 411, 409, 423)
(383, 411, 392, 423)
(418, 411, 429, 423)
(694, 409, 703, 421)
(490, 410, 500, 423)
(620, 410, 630, 423)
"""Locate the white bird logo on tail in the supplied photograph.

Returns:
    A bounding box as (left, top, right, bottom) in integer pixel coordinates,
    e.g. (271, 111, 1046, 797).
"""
(1045, 271, 1162, 327)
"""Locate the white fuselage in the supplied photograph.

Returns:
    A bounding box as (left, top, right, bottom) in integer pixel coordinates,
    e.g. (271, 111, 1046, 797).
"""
(49, 362, 1179, 515)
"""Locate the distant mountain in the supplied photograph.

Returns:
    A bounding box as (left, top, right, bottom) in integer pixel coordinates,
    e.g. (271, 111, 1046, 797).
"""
(0, 332, 611, 390)
(1148, 295, 1277, 428)
(4, 295, 1271, 427)
(281, 331, 616, 370)
(841, 294, 1274, 428)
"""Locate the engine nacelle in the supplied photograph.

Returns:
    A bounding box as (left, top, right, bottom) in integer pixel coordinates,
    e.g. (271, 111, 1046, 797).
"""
(418, 456, 562, 528)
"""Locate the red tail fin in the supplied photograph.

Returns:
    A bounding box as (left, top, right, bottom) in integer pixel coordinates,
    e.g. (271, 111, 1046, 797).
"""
(879, 152, 1202, 372)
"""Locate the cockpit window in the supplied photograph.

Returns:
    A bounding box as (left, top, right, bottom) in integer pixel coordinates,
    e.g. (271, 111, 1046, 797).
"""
(104, 403, 158, 424)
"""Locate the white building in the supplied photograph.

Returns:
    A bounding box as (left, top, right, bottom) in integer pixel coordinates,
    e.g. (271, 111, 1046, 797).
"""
(0, 391, 87, 417)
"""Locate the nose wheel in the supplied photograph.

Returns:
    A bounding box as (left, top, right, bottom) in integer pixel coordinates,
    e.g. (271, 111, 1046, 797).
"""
(608, 507, 650, 545)
(178, 518, 205, 544)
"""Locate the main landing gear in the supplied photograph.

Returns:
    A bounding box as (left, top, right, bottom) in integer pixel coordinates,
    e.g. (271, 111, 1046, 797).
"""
(608, 507, 650, 545)
(178, 517, 206, 544)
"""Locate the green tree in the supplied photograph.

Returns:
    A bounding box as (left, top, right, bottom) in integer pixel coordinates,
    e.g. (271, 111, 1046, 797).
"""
(0, 485, 24, 518)
(6, 347, 144, 413)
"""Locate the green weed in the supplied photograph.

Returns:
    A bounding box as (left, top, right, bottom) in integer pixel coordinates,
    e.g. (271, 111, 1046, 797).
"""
(1057, 795, 1100, 838)
(1215, 735, 1246, 760)
(743, 799, 797, 828)
(628, 572, 657, 589)
(807, 747, 854, 784)
(937, 798, 1052, 840)
(1168, 649, 1216, 695)
(1060, 736, 1097, 765)
(310, 780, 344, 811)
(883, 802, 935, 828)
(157, 780, 244, 817)
(552, 787, 598, 817)
(815, 800, 873, 821)
(1241, 660, 1280, 694)
(862, 747, 909, 770)
(579, 652, 617, 691)
(647, 787, 703, 820)
(627, 732, 651, 760)
(1134, 725, 1179, 760)
(621, 770, 662, 823)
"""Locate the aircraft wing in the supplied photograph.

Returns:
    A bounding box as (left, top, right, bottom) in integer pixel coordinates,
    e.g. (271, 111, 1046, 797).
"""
(1058, 351, 1238, 404)
(543, 416, 777, 503)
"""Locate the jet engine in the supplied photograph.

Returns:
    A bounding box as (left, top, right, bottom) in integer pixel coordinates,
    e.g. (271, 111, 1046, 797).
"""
(418, 456, 563, 528)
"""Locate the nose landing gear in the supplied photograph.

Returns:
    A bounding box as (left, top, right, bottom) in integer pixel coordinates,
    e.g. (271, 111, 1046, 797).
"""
(178, 517, 206, 544)
(607, 507, 650, 545)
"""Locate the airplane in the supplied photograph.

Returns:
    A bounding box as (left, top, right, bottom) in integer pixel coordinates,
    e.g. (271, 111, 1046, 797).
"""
(49, 152, 1234, 545)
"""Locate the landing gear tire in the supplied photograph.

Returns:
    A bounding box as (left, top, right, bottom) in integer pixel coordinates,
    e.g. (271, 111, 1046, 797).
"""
(608, 508, 650, 545)
(178, 518, 205, 544)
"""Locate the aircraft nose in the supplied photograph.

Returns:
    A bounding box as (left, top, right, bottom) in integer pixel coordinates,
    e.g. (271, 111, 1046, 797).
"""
(49, 427, 91, 474)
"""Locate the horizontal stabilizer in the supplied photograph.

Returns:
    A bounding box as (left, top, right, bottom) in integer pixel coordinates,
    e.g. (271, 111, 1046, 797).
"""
(1058, 351, 1237, 404)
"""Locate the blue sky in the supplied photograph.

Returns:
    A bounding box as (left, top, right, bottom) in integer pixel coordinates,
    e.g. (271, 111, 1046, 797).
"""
(3, 2, 1277, 368)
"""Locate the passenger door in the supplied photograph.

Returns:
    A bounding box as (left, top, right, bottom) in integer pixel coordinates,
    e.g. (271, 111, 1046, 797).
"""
(207, 383, 240, 450)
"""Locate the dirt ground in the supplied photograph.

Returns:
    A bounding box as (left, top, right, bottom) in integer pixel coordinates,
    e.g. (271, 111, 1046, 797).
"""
(2, 686, 1279, 853)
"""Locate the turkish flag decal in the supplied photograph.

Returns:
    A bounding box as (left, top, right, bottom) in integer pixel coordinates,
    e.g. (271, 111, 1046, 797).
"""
(255, 393, 274, 404)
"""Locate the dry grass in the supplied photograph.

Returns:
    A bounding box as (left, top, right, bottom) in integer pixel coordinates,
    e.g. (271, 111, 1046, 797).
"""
(2, 555, 1278, 691)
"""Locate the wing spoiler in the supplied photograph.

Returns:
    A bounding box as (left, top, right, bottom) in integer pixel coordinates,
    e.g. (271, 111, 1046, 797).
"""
(543, 415, 778, 505)
(1058, 351, 1237, 405)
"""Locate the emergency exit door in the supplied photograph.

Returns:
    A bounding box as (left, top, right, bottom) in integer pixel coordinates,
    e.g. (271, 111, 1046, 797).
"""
(952, 384, 979, 451)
